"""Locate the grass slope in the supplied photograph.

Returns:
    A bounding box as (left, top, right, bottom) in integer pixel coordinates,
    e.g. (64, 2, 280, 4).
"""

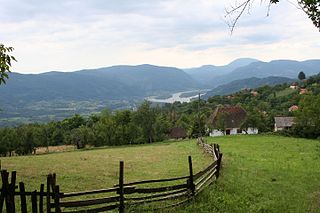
(0, 141, 212, 193)
(178, 135, 320, 213)
(1, 135, 319, 212)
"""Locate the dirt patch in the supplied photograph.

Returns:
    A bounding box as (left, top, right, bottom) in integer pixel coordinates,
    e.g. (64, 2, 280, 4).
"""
(36, 145, 76, 154)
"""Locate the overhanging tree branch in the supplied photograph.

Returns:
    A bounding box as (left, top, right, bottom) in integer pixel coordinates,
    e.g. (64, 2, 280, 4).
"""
(226, 0, 320, 33)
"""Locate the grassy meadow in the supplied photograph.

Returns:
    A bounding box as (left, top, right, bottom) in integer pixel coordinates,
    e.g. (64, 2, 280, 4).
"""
(177, 135, 320, 213)
(1, 135, 320, 212)
(0, 140, 212, 193)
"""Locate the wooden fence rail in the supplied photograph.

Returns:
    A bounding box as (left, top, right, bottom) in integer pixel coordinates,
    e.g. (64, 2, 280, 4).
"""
(0, 142, 222, 212)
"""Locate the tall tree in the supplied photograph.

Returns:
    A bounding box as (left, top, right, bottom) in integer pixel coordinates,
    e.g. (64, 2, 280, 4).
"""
(133, 101, 156, 143)
(294, 94, 320, 138)
(298, 71, 306, 80)
(0, 44, 16, 84)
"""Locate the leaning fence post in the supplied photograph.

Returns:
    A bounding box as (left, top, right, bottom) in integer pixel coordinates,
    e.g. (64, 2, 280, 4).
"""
(188, 156, 195, 196)
(216, 153, 223, 179)
(119, 161, 125, 213)
(46, 174, 52, 213)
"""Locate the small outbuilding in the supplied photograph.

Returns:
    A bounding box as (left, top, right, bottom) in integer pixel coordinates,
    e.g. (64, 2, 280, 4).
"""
(169, 127, 187, 139)
(274, 117, 295, 131)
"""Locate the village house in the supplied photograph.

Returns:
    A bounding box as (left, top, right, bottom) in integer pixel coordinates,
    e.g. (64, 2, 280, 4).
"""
(290, 82, 299, 89)
(251, 90, 259, 96)
(208, 105, 258, 137)
(274, 117, 295, 132)
(299, 88, 308, 94)
(288, 105, 299, 112)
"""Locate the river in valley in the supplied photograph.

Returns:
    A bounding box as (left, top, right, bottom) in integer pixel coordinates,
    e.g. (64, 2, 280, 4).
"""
(146, 90, 209, 104)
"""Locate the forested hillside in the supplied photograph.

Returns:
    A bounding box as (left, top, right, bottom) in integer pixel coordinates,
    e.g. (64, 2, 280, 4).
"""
(1, 73, 320, 157)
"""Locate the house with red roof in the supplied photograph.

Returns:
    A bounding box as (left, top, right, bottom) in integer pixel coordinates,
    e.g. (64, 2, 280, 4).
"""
(288, 105, 299, 112)
(207, 105, 258, 137)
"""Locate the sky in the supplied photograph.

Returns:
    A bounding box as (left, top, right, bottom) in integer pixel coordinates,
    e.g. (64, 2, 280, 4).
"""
(0, 0, 319, 73)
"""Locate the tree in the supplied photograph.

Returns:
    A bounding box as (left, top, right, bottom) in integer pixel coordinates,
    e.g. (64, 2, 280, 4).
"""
(241, 111, 262, 134)
(226, 0, 320, 32)
(298, 71, 306, 80)
(293, 94, 320, 138)
(133, 101, 156, 143)
(0, 44, 17, 84)
(215, 113, 227, 135)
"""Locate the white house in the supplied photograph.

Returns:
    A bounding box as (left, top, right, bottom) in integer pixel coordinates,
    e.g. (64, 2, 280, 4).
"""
(208, 105, 258, 137)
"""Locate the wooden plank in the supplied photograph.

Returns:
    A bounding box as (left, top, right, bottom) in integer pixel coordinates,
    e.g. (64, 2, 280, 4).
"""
(115, 175, 188, 187)
(125, 188, 187, 201)
(19, 182, 27, 213)
(133, 183, 187, 194)
(195, 169, 216, 191)
(58, 196, 120, 208)
(14, 191, 56, 196)
(194, 161, 217, 180)
(195, 167, 216, 188)
(39, 184, 44, 213)
(62, 187, 119, 198)
(31, 190, 38, 213)
(62, 204, 118, 213)
(127, 191, 188, 206)
(119, 161, 125, 213)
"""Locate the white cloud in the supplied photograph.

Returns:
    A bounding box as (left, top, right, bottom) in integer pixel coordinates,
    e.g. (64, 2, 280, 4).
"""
(0, 0, 318, 73)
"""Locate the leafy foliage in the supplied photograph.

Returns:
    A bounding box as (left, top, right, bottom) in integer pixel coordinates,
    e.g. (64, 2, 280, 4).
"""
(298, 71, 306, 80)
(0, 44, 16, 84)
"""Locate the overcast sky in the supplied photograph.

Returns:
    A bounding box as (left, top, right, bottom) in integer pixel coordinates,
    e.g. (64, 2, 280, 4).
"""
(1, 0, 319, 73)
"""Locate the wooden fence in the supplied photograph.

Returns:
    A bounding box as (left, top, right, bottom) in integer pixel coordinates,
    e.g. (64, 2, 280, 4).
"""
(0, 143, 222, 212)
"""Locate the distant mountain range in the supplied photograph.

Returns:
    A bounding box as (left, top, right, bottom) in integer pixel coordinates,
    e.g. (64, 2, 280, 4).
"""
(0, 64, 201, 104)
(184, 58, 259, 84)
(1, 58, 320, 126)
(191, 59, 320, 87)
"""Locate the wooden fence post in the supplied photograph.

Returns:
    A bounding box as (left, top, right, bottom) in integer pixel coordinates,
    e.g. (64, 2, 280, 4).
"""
(188, 156, 195, 196)
(9, 171, 16, 213)
(39, 184, 44, 213)
(31, 190, 38, 213)
(119, 161, 125, 213)
(216, 153, 223, 179)
(46, 174, 52, 213)
(54, 186, 61, 213)
(19, 182, 27, 213)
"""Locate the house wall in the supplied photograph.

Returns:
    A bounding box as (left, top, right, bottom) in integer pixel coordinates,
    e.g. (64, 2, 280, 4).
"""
(209, 128, 258, 137)
(274, 124, 283, 132)
(244, 128, 258, 134)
